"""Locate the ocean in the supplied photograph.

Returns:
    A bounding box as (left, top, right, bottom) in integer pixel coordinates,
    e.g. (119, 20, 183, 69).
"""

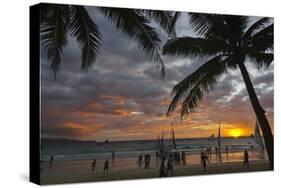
(41, 137, 266, 162)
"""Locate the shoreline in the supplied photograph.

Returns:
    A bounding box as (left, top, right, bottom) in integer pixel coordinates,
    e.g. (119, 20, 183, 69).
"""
(41, 160, 271, 185)
(41, 148, 265, 162)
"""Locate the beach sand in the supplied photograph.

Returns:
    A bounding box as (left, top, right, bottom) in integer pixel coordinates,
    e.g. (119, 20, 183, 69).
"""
(41, 160, 271, 184)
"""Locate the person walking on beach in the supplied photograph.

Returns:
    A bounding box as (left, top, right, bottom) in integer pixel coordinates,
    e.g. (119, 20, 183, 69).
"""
(144, 154, 148, 169)
(49, 155, 54, 163)
(159, 158, 167, 177)
(225, 146, 229, 160)
(167, 156, 174, 176)
(144, 154, 147, 169)
(201, 151, 209, 172)
(103, 159, 110, 173)
(91, 159, 96, 174)
(147, 154, 151, 168)
(137, 155, 143, 168)
(181, 151, 186, 166)
(243, 149, 249, 168)
(49, 155, 54, 170)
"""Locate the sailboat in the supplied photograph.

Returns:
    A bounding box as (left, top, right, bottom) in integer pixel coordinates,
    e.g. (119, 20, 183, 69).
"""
(217, 123, 222, 163)
(155, 129, 172, 159)
(254, 120, 265, 150)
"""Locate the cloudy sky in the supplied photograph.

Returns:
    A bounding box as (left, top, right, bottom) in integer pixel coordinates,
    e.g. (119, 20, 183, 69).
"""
(41, 6, 273, 141)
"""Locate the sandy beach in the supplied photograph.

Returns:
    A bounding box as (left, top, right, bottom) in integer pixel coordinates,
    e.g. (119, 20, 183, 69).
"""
(41, 159, 271, 184)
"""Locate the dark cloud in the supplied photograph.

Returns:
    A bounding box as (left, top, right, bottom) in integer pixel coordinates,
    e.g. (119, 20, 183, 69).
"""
(41, 6, 274, 140)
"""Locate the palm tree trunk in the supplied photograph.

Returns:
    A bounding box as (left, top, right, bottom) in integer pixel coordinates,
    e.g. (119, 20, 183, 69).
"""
(238, 62, 274, 170)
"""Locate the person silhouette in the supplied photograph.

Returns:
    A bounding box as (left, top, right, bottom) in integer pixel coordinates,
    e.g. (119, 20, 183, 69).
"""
(49, 155, 54, 170)
(103, 159, 110, 173)
(243, 149, 249, 168)
(91, 159, 96, 173)
(147, 154, 151, 168)
(225, 146, 229, 160)
(159, 158, 167, 177)
(201, 151, 208, 172)
(137, 155, 143, 168)
(167, 155, 174, 176)
(181, 151, 186, 166)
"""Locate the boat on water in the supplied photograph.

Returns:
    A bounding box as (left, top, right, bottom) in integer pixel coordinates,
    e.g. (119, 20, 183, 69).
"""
(208, 134, 215, 141)
(155, 124, 178, 159)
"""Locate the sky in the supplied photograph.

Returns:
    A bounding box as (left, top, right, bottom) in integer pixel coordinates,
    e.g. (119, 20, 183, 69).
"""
(40, 6, 274, 141)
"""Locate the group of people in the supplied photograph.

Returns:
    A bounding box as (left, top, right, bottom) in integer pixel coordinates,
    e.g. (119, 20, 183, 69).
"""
(159, 156, 173, 177)
(158, 151, 187, 177)
(91, 150, 115, 174)
(44, 147, 251, 176)
(201, 151, 209, 171)
(199, 147, 250, 171)
(91, 159, 110, 174)
(202, 145, 231, 163)
(136, 154, 151, 169)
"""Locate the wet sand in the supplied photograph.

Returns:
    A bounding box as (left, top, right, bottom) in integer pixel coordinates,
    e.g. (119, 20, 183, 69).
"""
(41, 159, 271, 184)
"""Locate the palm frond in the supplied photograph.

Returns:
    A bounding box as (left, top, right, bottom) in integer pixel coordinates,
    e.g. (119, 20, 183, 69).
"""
(244, 17, 271, 40)
(169, 12, 180, 38)
(162, 37, 228, 58)
(223, 15, 248, 43)
(247, 53, 273, 69)
(188, 13, 226, 38)
(249, 23, 273, 53)
(70, 6, 102, 69)
(189, 13, 248, 44)
(41, 5, 70, 79)
(98, 7, 164, 77)
(167, 55, 228, 117)
(141, 9, 176, 37)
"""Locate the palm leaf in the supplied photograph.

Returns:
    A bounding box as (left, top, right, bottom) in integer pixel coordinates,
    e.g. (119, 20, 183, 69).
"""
(169, 12, 180, 38)
(244, 17, 271, 40)
(70, 6, 102, 69)
(162, 37, 228, 58)
(98, 7, 165, 77)
(167, 55, 228, 117)
(41, 5, 70, 79)
(249, 24, 273, 53)
(189, 13, 248, 44)
(188, 13, 226, 38)
(223, 15, 248, 43)
(141, 9, 176, 37)
(247, 53, 273, 69)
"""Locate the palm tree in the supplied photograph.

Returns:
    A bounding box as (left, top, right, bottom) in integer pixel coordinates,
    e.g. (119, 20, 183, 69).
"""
(163, 14, 273, 169)
(40, 3, 176, 79)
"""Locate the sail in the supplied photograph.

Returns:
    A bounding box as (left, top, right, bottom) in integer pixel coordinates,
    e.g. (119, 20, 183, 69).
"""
(254, 120, 264, 148)
(218, 124, 221, 151)
(217, 123, 222, 163)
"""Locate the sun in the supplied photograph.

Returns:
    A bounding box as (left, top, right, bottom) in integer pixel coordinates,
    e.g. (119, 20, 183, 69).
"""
(229, 128, 243, 138)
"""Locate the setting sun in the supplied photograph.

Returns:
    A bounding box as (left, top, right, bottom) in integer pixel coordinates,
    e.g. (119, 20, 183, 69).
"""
(229, 128, 243, 138)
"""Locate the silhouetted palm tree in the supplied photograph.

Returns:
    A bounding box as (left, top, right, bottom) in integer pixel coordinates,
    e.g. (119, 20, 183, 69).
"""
(40, 3, 176, 79)
(163, 14, 273, 169)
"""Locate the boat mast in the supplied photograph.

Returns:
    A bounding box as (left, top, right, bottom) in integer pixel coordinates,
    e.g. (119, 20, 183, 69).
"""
(218, 122, 222, 163)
